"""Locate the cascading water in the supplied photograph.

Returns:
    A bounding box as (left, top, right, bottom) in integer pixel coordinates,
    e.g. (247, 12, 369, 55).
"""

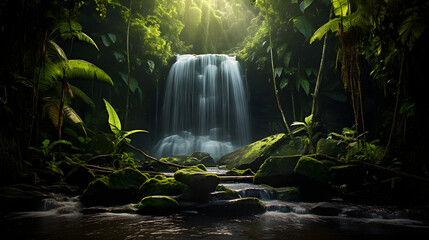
(153, 54, 250, 160)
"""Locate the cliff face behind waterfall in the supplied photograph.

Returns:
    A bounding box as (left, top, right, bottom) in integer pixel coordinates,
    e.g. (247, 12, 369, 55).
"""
(154, 54, 250, 160)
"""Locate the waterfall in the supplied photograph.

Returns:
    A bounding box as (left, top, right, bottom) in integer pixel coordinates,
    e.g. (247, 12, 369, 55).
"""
(153, 54, 250, 160)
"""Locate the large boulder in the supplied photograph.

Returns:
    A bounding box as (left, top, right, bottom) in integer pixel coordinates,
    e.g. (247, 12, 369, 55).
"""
(174, 165, 220, 202)
(253, 156, 301, 187)
(139, 177, 188, 198)
(218, 134, 287, 172)
(136, 196, 180, 215)
(80, 167, 149, 206)
(196, 197, 266, 216)
(293, 156, 332, 200)
(316, 138, 347, 158)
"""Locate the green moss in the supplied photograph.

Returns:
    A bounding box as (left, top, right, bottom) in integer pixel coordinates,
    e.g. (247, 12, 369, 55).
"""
(253, 156, 300, 187)
(316, 139, 347, 157)
(136, 196, 180, 215)
(226, 168, 255, 176)
(139, 177, 187, 198)
(294, 156, 331, 186)
(80, 167, 149, 206)
(160, 156, 200, 166)
(214, 184, 240, 200)
(219, 133, 287, 171)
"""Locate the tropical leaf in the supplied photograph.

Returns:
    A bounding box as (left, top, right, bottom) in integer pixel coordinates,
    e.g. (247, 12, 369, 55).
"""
(310, 18, 341, 43)
(275, 67, 283, 78)
(46, 40, 68, 63)
(332, 0, 348, 17)
(104, 99, 121, 134)
(293, 16, 315, 41)
(101, 35, 111, 47)
(283, 51, 292, 67)
(107, 33, 117, 43)
(280, 78, 289, 89)
(69, 85, 95, 109)
(65, 60, 113, 85)
(72, 32, 99, 51)
(121, 129, 148, 139)
(63, 105, 87, 136)
(54, 20, 99, 50)
(39, 61, 64, 91)
(399, 12, 426, 50)
(299, 0, 314, 13)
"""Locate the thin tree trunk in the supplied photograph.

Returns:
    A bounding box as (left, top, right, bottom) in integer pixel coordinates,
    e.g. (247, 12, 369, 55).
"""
(311, 8, 331, 118)
(384, 51, 405, 158)
(124, 0, 133, 130)
(269, 28, 293, 139)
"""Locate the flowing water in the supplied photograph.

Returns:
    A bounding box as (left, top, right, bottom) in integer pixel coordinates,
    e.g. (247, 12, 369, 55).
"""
(3, 182, 429, 240)
(153, 54, 250, 160)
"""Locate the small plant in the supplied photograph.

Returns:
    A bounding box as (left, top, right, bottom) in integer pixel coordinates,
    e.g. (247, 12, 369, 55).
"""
(29, 138, 78, 160)
(103, 99, 148, 155)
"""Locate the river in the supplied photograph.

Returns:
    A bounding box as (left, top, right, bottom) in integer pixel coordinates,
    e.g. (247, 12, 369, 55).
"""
(2, 180, 429, 239)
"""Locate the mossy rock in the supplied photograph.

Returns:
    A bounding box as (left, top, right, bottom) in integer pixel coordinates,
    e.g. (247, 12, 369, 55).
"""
(225, 168, 255, 176)
(196, 197, 266, 216)
(275, 187, 303, 202)
(160, 156, 200, 166)
(174, 166, 219, 202)
(80, 167, 149, 206)
(316, 138, 347, 158)
(218, 134, 287, 172)
(253, 156, 301, 187)
(174, 169, 219, 194)
(190, 152, 216, 167)
(270, 136, 306, 156)
(210, 185, 240, 200)
(87, 133, 115, 156)
(293, 156, 332, 200)
(136, 196, 180, 215)
(64, 164, 95, 189)
(139, 177, 188, 198)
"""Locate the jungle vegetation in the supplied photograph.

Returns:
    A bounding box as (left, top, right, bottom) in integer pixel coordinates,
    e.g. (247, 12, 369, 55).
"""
(0, 0, 428, 189)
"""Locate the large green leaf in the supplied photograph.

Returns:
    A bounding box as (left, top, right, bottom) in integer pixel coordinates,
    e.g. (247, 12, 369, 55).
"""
(275, 67, 283, 78)
(399, 13, 426, 50)
(104, 99, 121, 134)
(293, 16, 315, 41)
(65, 60, 113, 86)
(69, 85, 95, 109)
(310, 18, 341, 43)
(332, 0, 348, 17)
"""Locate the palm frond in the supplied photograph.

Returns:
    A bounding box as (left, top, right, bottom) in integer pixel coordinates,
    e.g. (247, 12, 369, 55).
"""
(46, 40, 68, 63)
(63, 105, 87, 136)
(69, 84, 95, 109)
(310, 18, 341, 43)
(65, 60, 113, 86)
(54, 20, 99, 51)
